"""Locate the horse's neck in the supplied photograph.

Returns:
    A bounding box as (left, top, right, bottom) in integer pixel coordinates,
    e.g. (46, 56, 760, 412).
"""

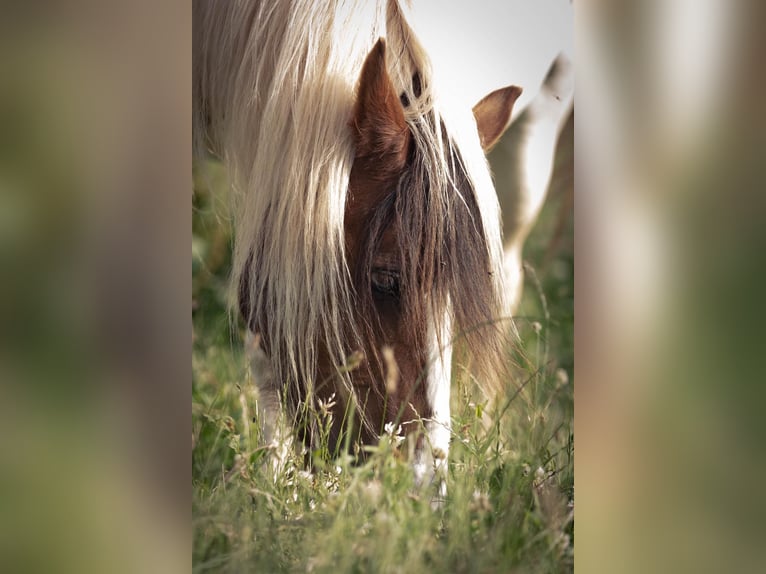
(491, 54, 574, 313)
(494, 55, 574, 251)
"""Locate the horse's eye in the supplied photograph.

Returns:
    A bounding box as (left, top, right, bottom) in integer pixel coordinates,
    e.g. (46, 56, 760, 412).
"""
(370, 269, 400, 298)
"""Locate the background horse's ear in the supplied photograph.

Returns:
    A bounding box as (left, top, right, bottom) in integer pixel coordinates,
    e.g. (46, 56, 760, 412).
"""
(352, 38, 410, 174)
(473, 85, 523, 152)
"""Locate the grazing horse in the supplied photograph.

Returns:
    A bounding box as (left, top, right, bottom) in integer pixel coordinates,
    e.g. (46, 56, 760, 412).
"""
(193, 0, 571, 487)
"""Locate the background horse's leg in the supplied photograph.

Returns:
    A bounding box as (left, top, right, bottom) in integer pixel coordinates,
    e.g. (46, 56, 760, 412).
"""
(488, 53, 575, 313)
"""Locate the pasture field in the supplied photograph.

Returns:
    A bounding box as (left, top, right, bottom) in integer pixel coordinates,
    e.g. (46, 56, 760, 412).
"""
(192, 137, 574, 572)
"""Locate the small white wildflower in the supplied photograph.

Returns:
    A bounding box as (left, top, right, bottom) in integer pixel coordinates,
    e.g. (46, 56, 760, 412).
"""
(317, 393, 337, 418)
(531, 321, 542, 334)
(382, 422, 405, 447)
(555, 368, 569, 387)
(297, 470, 313, 481)
(533, 466, 548, 487)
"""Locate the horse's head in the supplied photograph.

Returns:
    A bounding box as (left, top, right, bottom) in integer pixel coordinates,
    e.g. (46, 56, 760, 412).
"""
(338, 38, 522, 457)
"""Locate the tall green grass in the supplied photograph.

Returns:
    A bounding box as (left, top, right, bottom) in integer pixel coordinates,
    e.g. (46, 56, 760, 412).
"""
(192, 159, 573, 573)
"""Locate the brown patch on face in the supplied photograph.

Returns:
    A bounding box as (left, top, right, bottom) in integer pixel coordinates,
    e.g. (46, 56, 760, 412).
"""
(337, 38, 431, 449)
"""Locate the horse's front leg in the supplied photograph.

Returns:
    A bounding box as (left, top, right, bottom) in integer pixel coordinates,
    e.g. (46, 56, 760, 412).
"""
(245, 331, 294, 478)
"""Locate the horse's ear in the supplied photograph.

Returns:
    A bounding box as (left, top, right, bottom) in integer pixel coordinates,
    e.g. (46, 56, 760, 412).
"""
(473, 85, 523, 152)
(352, 38, 410, 173)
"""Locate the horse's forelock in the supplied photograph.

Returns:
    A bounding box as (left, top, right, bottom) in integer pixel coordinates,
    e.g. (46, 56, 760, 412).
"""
(356, 116, 508, 394)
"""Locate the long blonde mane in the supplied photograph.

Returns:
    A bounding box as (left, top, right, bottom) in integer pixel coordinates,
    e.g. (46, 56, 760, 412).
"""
(193, 0, 506, 417)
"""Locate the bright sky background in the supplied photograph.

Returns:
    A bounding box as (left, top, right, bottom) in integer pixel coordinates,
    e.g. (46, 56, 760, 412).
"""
(407, 0, 573, 116)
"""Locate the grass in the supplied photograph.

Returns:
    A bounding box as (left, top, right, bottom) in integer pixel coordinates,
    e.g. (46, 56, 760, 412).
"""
(192, 155, 574, 573)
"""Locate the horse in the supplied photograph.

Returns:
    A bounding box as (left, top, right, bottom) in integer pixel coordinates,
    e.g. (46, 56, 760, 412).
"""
(193, 0, 573, 489)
